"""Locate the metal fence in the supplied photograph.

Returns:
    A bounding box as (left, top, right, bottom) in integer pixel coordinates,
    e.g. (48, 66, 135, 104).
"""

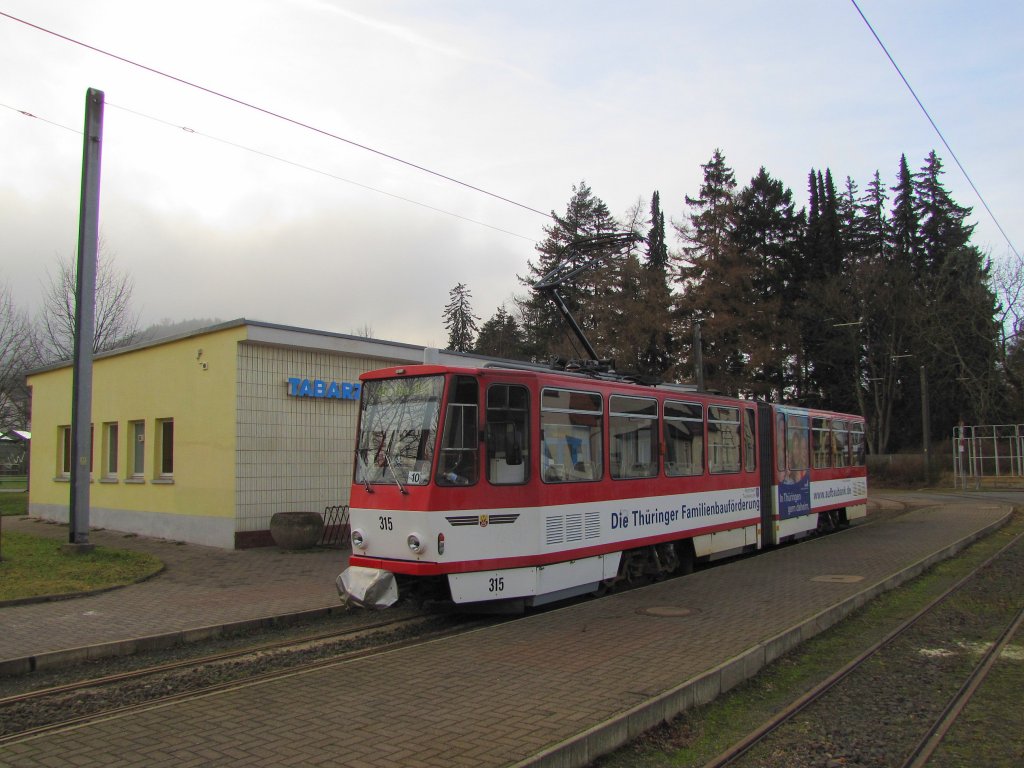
(952, 424, 1024, 488)
(319, 504, 350, 547)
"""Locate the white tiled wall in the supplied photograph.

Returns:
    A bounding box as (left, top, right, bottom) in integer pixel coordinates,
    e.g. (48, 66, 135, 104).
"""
(235, 343, 401, 532)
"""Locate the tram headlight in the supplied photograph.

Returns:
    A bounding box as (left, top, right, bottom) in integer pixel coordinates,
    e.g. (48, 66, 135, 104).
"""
(351, 529, 367, 550)
(407, 533, 425, 553)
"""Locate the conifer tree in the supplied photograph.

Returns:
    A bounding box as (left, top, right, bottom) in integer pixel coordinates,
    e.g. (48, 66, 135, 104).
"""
(915, 150, 974, 269)
(520, 181, 619, 361)
(676, 150, 746, 393)
(890, 154, 921, 275)
(731, 167, 803, 400)
(847, 170, 906, 454)
(859, 171, 890, 266)
(910, 151, 1000, 438)
(442, 282, 479, 353)
(635, 191, 675, 378)
(474, 305, 525, 360)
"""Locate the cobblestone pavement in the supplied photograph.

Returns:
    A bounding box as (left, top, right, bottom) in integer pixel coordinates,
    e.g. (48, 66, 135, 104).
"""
(0, 498, 1010, 768)
(0, 516, 346, 672)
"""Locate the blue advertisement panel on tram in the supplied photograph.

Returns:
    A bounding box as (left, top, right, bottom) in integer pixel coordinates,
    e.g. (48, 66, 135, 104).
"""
(776, 409, 811, 519)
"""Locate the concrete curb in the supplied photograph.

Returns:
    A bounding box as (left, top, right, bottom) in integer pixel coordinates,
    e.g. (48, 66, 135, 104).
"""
(0, 564, 168, 609)
(511, 505, 1013, 768)
(0, 605, 347, 677)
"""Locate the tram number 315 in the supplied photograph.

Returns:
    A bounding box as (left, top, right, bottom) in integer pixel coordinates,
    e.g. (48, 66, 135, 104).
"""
(378, 516, 393, 531)
(489, 576, 505, 593)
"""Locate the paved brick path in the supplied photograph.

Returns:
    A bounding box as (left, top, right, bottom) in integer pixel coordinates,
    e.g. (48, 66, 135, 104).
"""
(0, 499, 1011, 767)
(0, 517, 345, 673)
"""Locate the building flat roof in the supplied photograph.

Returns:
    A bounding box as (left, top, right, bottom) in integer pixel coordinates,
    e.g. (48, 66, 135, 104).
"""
(25, 318, 485, 376)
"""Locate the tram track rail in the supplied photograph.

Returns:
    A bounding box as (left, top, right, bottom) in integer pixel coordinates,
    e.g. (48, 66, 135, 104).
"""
(701, 526, 1024, 768)
(0, 613, 500, 743)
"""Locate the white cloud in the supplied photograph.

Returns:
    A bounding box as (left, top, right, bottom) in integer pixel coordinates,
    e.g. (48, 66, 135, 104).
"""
(0, 0, 1021, 347)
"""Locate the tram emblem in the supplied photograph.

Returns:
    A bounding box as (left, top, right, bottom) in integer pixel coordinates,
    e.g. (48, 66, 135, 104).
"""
(445, 513, 520, 527)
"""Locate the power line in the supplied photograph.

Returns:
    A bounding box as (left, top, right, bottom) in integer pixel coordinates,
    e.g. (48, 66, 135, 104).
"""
(107, 102, 539, 242)
(0, 101, 79, 133)
(0, 10, 554, 221)
(850, 0, 1019, 260)
(0, 97, 538, 242)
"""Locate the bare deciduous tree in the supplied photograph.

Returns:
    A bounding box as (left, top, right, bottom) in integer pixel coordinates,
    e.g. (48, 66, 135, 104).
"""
(0, 281, 35, 429)
(36, 246, 139, 363)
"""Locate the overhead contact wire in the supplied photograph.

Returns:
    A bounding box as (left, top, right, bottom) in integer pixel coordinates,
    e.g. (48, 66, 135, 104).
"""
(850, 0, 1019, 259)
(108, 102, 539, 242)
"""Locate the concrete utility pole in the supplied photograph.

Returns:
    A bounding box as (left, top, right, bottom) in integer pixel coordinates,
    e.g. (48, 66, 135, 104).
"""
(67, 88, 104, 552)
(693, 322, 704, 392)
(921, 365, 930, 482)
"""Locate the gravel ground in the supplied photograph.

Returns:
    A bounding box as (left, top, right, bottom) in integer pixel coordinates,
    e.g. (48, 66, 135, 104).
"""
(736, 528, 1023, 768)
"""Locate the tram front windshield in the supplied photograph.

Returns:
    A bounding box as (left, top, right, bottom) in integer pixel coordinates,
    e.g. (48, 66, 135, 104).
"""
(355, 375, 443, 487)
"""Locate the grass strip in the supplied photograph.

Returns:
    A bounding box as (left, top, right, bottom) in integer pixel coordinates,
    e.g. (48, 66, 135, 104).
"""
(0, 531, 163, 601)
(0, 492, 27, 517)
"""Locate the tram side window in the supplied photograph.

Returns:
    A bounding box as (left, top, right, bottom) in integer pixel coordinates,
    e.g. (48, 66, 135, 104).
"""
(708, 405, 741, 474)
(436, 376, 479, 486)
(786, 415, 810, 481)
(665, 401, 704, 477)
(609, 395, 658, 479)
(485, 384, 529, 485)
(540, 388, 602, 482)
(812, 417, 831, 469)
(743, 407, 756, 472)
(850, 422, 866, 466)
(832, 420, 849, 468)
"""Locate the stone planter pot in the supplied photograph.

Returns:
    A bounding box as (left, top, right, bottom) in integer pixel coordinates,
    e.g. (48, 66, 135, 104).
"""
(269, 511, 324, 550)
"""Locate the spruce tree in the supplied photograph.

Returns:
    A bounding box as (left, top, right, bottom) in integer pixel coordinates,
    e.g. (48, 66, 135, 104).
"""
(890, 154, 921, 275)
(636, 191, 675, 378)
(731, 167, 803, 400)
(848, 170, 906, 454)
(911, 151, 1000, 437)
(520, 181, 619, 362)
(474, 305, 525, 360)
(676, 150, 746, 393)
(442, 283, 480, 353)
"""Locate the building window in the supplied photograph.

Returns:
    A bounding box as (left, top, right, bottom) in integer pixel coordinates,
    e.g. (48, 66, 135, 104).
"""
(102, 422, 119, 479)
(58, 425, 71, 477)
(130, 420, 145, 478)
(57, 425, 95, 477)
(157, 418, 174, 477)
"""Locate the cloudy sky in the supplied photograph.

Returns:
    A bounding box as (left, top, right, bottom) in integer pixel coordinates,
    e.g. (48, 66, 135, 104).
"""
(1, 1, 1021, 347)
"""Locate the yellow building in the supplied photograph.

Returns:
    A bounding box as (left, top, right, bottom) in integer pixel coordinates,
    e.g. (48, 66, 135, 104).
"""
(28, 320, 475, 548)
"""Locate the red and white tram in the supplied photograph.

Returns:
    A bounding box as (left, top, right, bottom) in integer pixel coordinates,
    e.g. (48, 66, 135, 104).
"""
(337, 363, 867, 609)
